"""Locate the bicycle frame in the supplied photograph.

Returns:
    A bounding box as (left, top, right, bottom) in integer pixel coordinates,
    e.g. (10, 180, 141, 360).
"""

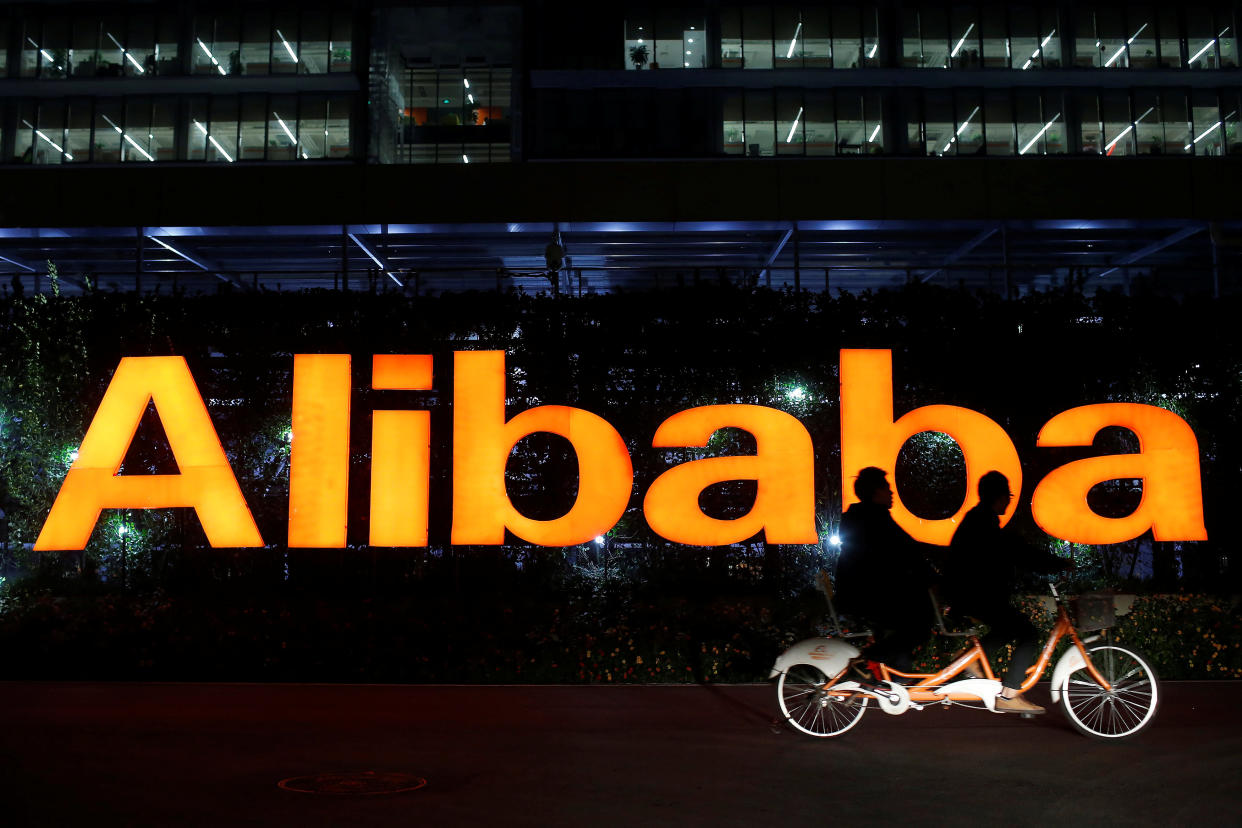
(859, 602, 1112, 702)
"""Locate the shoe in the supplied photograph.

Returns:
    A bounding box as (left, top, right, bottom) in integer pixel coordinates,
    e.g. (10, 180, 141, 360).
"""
(995, 694, 1046, 715)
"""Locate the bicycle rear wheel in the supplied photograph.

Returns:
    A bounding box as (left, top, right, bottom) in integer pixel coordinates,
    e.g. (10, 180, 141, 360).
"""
(1061, 642, 1159, 740)
(777, 664, 867, 738)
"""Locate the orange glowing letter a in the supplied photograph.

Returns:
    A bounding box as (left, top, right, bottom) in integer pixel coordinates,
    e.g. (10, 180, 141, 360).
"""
(839, 349, 1022, 545)
(643, 405, 817, 546)
(34, 356, 262, 550)
(1031, 404, 1207, 544)
(452, 351, 633, 546)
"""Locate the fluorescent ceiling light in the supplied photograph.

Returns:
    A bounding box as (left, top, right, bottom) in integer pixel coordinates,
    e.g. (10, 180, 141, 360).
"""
(1104, 106, 1154, 152)
(1104, 22, 1148, 66)
(1022, 30, 1056, 70)
(273, 112, 297, 145)
(957, 106, 980, 136)
(951, 22, 975, 58)
(867, 42, 877, 58)
(868, 124, 881, 143)
(276, 29, 298, 63)
(197, 39, 226, 75)
(785, 106, 803, 143)
(462, 154, 470, 163)
(463, 78, 470, 88)
(123, 134, 154, 162)
(207, 134, 234, 162)
(787, 21, 803, 58)
(1185, 120, 1222, 150)
(1019, 113, 1060, 155)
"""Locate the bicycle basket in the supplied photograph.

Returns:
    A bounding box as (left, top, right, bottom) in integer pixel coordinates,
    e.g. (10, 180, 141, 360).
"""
(1072, 592, 1116, 632)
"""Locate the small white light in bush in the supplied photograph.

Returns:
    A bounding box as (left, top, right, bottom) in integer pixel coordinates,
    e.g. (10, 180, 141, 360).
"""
(828, 534, 841, 546)
(594, 535, 605, 545)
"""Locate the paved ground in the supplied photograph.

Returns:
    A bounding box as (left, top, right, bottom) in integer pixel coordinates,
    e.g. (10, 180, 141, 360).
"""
(1, 680, 1239, 827)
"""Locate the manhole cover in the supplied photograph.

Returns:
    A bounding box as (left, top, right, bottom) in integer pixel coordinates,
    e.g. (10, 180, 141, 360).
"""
(277, 771, 428, 796)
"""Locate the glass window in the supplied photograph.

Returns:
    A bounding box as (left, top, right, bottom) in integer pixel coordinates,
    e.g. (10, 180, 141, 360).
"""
(1220, 10, 1238, 69)
(207, 97, 239, 161)
(720, 9, 742, 68)
(1074, 9, 1103, 67)
(949, 5, 980, 68)
(900, 8, 922, 67)
(126, 15, 156, 77)
(1157, 9, 1182, 67)
(1189, 91, 1223, 154)
(805, 91, 835, 155)
(326, 96, 352, 158)
(62, 100, 90, 163)
(1101, 91, 1135, 155)
(774, 8, 803, 68)
(837, 91, 883, 153)
(924, 91, 954, 155)
(980, 6, 1008, 68)
(861, 4, 880, 66)
(194, 14, 239, 76)
(14, 102, 35, 161)
(93, 100, 123, 162)
(300, 10, 330, 74)
(1224, 91, 1241, 153)
(330, 11, 353, 72)
(38, 18, 70, 78)
(955, 90, 984, 154)
(70, 18, 100, 78)
(743, 89, 774, 156)
(1162, 90, 1193, 153)
(239, 95, 267, 160)
(983, 91, 1014, 154)
(833, 4, 864, 68)
(1128, 6, 1157, 68)
(917, 6, 949, 68)
(268, 95, 299, 159)
(154, 16, 180, 75)
(776, 90, 803, 154)
(241, 10, 270, 75)
(1133, 90, 1164, 154)
(723, 92, 744, 153)
(1017, 91, 1062, 154)
(1012, 7, 1060, 69)
(31, 101, 68, 164)
(1077, 91, 1103, 154)
(626, 15, 653, 70)
(802, 6, 831, 66)
(1187, 8, 1221, 68)
(186, 98, 208, 160)
(1097, 8, 1130, 68)
(123, 98, 171, 162)
(742, 6, 773, 69)
(300, 96, 327, 159)
(0, 21, 8, 78)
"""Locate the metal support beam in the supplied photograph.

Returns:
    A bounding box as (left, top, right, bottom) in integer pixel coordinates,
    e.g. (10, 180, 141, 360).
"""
(347, 231, 403, 287)
(922, 224, 1000, 283)
(757, 225, 794, 286)
(1090, 224, 1205, 284)
(145, 234, 244, 288)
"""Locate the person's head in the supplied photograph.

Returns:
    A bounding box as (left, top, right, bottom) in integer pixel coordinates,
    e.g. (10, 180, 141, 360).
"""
(854, 466, 893, 509)
(978, 470, 1013, 515)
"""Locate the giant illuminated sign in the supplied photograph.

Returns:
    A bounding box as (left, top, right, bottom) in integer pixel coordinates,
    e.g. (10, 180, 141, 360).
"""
(33, 350, 1208, 551)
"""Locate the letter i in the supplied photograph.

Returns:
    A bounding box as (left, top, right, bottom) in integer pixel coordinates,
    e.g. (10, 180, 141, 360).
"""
(369, 355, 433, 546)
(289, 354, 352, 547)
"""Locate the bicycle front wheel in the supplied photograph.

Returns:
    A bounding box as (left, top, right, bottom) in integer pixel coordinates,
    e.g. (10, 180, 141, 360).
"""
(1061, 642, 1159, 740)
(777, 664, 867, 738)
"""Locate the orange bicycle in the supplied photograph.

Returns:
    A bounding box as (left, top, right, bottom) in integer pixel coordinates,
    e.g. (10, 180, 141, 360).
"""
(771, 582, 1159, 740)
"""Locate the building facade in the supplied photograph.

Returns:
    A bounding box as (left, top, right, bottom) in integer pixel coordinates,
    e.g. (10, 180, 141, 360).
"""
(0, 0, 1239, 295)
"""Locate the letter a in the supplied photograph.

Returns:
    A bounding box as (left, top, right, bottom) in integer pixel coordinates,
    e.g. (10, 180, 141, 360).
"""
(839, 349, 1022, 545)
(34, 357, 262, 550)
(452, 351, 633, 546)
(644, 405, 817, 545)
(1031, 404, 1207, 544)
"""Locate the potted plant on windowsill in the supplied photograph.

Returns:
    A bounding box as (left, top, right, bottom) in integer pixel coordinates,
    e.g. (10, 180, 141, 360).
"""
(629, 43, 649, 70)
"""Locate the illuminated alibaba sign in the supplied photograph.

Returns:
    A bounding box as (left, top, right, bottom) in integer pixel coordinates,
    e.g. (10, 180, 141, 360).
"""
(33, 349, 1207, 551)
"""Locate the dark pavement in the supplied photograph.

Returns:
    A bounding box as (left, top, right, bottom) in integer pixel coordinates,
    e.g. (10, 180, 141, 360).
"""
(1, 680, 1239, 827)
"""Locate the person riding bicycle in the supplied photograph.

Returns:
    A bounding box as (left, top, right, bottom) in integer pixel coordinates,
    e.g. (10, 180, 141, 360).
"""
(944, 470, 1067, 714)
(835, 467, 937, 676)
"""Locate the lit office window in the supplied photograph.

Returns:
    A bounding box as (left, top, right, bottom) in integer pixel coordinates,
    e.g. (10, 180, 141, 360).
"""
(125, 15, 157, 76)
(744, 90, 775, 156)
(1128, 6, 1158, 68)
(948, 5, 980, 69)
(63, 101, 91, 163)
(923, 91, 954, 155)
(239, 95, 267, 160)
(0, 21, 7, 78)
(1077, 92, 1104, 154)
(723, 93, 744, 153)
(1186, 8, 1224, 69)
(330, 11, 353, 72)
(902, 6, 948, 67)
(1016, 92, 1063, 155)
(24, 18, 69, 79)
(776, 90, 804, 154)
(774, 7, 805, 67)
(742, 6, 774, 68)
(194, 14, 240, 76)
(1131, 90, 1191, 154)
(326, 97, 352, 158)
(979, 7, 1007, 67)
(207, 98, 240, 161)
(805, 92, 836, 154)
(269, 95, 300, 159)
(1189, 91, 1225, 155)
(1101, 91, 1136, 155)
(1013, 7, 1061, 69)
(983, 92, 1015, 154)
(835, 4, 878, 68)
(300, 13, 331, 74)
(123, 99, 174, 161)
(954, 90, 984, 154)
(839, 91, 883, 153)
(18, 101, 70, 164)
(240, 10, 271, 75)
(93, 100, 124, 162)
(624, 9, 704, 69)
